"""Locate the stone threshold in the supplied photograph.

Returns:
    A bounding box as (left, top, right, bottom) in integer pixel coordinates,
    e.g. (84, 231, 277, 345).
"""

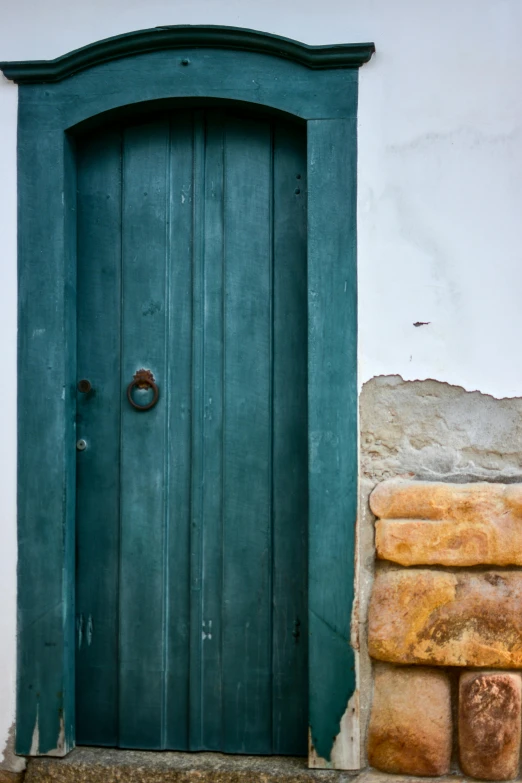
(19, 749, 516, 783)
(24, 749, 356, 783)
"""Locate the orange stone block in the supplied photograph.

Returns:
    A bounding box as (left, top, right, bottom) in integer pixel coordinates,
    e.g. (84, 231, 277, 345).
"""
(368, 663, 452, 776)
(459, 671, 521, 780)
(368, 568, 522, 667)
(370, 479, 522, 567)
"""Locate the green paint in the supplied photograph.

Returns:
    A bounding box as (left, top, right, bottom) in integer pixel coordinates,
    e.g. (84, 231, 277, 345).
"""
(0, 26, 374, 83)
(5, 26, 372, 762)
(15, 124, 77, 757)
(75, 129, 122, 745)
(75, 110, 308, 754)
(307, 118, 358, 761)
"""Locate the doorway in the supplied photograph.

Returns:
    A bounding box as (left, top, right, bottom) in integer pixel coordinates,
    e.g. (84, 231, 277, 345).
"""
(75, 108, 308, 755)
(10, 26, 366, 764)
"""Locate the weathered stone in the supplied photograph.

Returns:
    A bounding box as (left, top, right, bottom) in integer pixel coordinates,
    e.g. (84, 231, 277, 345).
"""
(360, 375, 522, 485)
(0, 773, 24, 783)
(459, 671, 521, 780)
(358, 774, 456, 783)
(1, 724, 26, 776)
(368, 568, 522, 667)
(367, 663, 451, 776)
(355, 478, 377, 767)
(370, 478, 522, 566)
(358, 377, 522, 767)
(24, 749, 354, 783)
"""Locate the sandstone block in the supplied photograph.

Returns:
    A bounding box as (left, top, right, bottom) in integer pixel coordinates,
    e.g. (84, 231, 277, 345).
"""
(459, 671, 521, 780)
(0, 773, 25, 783)
(367, 663, 452, 776)
(370, 479, 522, 566)
(368, 569, 522, 667)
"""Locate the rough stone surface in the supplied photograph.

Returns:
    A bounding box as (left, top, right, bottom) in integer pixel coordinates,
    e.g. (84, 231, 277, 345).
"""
(360, 375, 522, 485)
(370, 478, 522, 566)
(0, 773, 24, 783)
(358, 773, 463, 783)
(356, 376, 522, 766)
(353, 478, 376, 768)
(367, 663, 452, 776)
(25, 749, 357, 783)
(368, 568, 522, 667)
(1, 724, 26, 775)
(459, 671, 521, 780)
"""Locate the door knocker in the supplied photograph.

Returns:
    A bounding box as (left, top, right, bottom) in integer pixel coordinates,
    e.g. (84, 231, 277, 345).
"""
(126, 369, 159, 411)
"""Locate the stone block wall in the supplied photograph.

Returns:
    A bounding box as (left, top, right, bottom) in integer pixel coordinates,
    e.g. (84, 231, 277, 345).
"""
(367, 477, 522, 780)
(357, 376, 522, 772)
(368, 664, 452, 776)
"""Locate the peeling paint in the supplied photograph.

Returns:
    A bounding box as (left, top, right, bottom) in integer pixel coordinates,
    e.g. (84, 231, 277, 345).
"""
(26, 704, 68, 759)
(331, 689, 360, 769)
(45, 716, 66, 757)
(29, 707, 39, 757)
(86, 614, 93, 647)
(308, 607, 356, 767)
(360, 372, 522, 403)
(309, 688, 360, 770)
(77, 614, 83, 650)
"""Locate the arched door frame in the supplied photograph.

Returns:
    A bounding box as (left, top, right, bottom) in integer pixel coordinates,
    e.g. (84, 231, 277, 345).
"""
(0, 26, 374, 769)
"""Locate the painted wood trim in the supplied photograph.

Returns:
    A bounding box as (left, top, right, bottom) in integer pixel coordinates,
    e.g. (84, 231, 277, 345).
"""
(307, 118, 358, 768)
(0, 26, 375, 83)
(16, 129, 76, 757)
(14, 27, 364, 767)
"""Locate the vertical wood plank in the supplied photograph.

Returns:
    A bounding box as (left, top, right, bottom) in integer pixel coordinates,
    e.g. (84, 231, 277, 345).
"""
(164, 111, 194, 751)
(272, 121, 308, 755)
(75, 129, 122, 746)
(307, 118, 358, 767)
(198, 112, 225, 750)
(221, 115, 273, 753)
(63, 134, 78, 755)
(187, 111, 206, 750)
(118, 121, 169, 748)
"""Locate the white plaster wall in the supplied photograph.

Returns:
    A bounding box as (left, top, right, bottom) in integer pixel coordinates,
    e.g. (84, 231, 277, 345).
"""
(1, 0, 522, 766)
(0, 74, 19, 769)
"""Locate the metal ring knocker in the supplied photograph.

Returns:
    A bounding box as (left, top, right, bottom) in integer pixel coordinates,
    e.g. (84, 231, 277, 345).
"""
(127, 369, 159, 411)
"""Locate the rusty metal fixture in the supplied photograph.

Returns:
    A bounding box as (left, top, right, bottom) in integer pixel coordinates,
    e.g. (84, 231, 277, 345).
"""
(126, 369, 159, 411)
(77, 379, 92, 393)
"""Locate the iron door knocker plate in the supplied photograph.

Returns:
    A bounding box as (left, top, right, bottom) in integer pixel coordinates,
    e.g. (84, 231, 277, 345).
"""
(127, 369, 159, 411)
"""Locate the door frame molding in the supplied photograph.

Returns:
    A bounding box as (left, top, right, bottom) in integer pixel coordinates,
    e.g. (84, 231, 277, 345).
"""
(1, 26, 374, 768)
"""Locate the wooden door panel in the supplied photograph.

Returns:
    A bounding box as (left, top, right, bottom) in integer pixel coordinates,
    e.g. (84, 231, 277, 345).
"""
(190, 112, 225, 751)
(271, 123, 308, 754)
(76, 109, 307, 754)
(164, 111, 194, 751)
(220, 115, 273, 753)
(76, 130, 122, 746)
(118, 121, 171, 747)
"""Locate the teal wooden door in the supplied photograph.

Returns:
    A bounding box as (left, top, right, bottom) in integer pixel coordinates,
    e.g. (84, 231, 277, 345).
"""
(75, 108, 308, 755)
